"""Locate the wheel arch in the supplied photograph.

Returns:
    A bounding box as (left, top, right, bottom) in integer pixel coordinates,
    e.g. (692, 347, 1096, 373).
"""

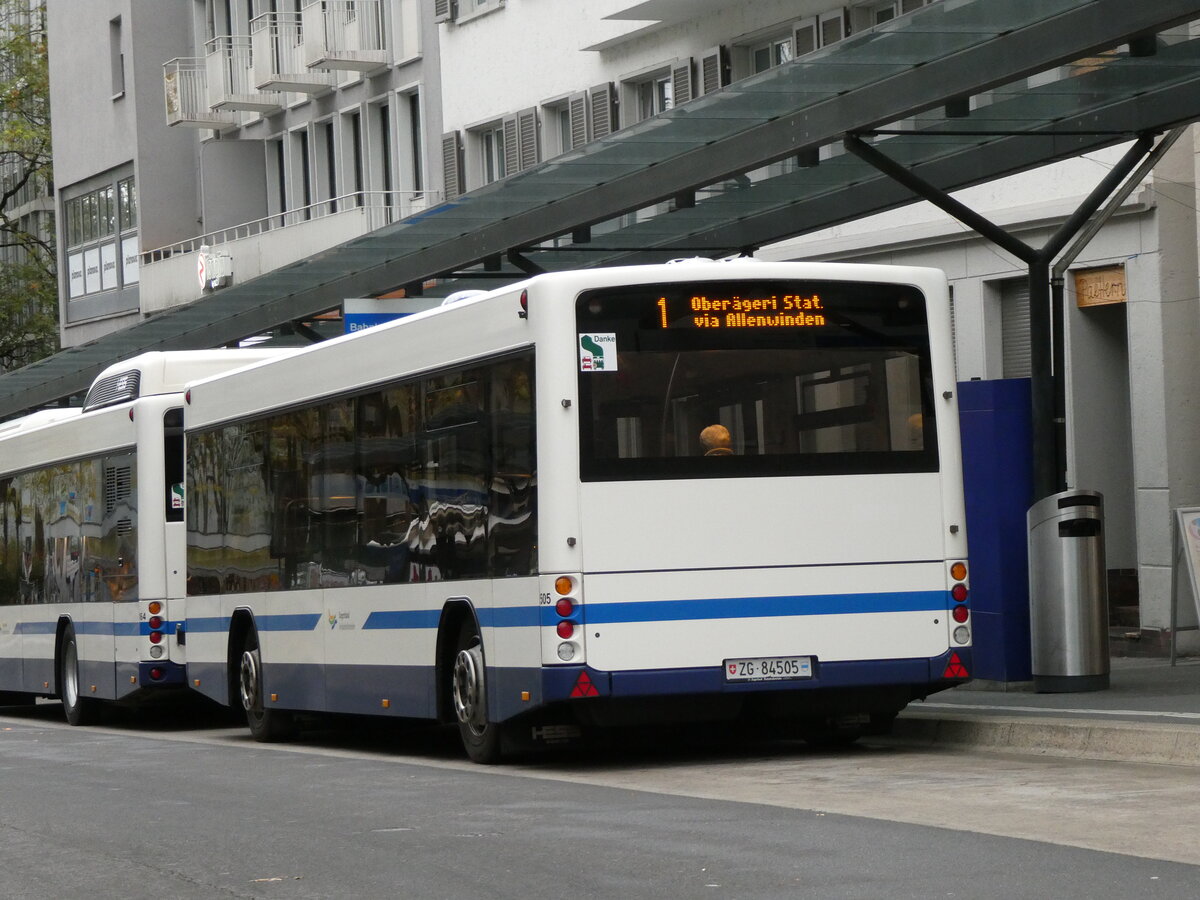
(435, 600, 479, 723)
(225, 608, 257, 709)
(52, 615, 74, 698)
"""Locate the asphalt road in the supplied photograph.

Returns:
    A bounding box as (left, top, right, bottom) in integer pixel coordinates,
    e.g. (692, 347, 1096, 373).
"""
(1, 700, 1197, 899)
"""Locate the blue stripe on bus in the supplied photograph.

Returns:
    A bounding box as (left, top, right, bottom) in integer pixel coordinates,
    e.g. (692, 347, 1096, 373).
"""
(15, 621, 163, 637)
(581, 590, 947, 625)
(186, 615, 322, 633)
(185, 617, 229, 633)
(362, 610, 441, 630)
(14, 592, 945, 639)
(257, 614, 323, 632)
(13, 621, 58, 635)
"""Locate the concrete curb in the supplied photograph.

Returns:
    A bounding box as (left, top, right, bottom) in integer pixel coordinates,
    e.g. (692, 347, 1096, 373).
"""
(888, 710, 1200, 767)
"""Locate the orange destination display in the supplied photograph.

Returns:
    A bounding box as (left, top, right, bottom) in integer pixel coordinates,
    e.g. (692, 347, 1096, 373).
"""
(657, 292, 828, 329)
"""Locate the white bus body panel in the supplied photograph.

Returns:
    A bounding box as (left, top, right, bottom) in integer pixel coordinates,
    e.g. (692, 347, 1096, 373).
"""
(177, 261, 967, 724)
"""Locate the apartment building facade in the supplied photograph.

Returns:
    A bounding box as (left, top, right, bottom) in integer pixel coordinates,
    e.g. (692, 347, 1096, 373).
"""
(43, 0, 1200, 648)
(48, 0, 438, 343)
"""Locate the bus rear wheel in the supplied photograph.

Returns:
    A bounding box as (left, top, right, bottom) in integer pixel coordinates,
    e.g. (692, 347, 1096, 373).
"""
(451, 619, 503, 764)
(60, 624, 99, 726)
(238, 630, 294, 742)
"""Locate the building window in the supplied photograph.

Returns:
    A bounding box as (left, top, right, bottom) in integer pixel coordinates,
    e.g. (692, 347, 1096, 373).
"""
(636, 74, 673, 121)
(65, 176, 138, 299)
(408, 93, 423, 194)
(751, 35, 792, 74)
(109, 17, 125, 98)
(373, 101, 393, 196)
(347, 111, 364, 206)
(541, 94, 588, 158)
(851, 2, 898, 31)
(480, 123, 506, 184)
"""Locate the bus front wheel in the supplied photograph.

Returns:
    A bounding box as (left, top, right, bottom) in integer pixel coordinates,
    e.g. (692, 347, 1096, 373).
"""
(451, 619, 503, 764)
(238, 630, 294, 742)
(59, 624, 99, 726)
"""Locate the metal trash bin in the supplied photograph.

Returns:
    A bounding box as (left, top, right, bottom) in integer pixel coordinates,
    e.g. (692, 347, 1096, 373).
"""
(1026, 490, 1109, 692)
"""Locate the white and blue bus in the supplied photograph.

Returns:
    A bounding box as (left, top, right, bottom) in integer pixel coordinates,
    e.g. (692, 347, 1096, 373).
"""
(0, 350, 283, 723)
(180, 259, 971, 761)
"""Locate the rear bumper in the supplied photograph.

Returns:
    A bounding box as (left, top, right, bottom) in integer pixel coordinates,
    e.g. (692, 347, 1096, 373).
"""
(541, 648, 971, 704)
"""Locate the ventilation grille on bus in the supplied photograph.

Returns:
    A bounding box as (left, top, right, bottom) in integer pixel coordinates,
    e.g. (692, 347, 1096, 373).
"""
(105, 465, 133, 515)
(83, 369, 141, 411)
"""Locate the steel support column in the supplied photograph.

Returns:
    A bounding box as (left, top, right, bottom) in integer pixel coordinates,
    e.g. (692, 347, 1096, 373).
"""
(845, 133, 1155, 499)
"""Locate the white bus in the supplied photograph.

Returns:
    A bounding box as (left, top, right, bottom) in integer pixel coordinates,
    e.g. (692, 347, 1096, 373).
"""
(0, 350, 283, 723)
(181, 260, 971, 762)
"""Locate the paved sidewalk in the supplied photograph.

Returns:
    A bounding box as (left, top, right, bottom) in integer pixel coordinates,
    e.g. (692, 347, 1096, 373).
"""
(889, 657, 1200, 766)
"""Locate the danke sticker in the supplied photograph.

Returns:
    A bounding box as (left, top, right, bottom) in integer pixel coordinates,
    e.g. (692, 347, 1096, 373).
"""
(579, 333, 618, 372)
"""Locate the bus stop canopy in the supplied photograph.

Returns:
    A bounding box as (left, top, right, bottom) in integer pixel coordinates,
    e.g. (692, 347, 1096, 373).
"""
(4, 0, 1200, 418)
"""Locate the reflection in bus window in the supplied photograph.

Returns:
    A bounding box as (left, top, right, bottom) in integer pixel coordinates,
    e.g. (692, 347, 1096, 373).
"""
(187, 352, 537, 595)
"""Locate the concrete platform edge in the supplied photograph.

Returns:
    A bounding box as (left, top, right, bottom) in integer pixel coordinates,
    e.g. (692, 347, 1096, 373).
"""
(888, 710, 1200, 767)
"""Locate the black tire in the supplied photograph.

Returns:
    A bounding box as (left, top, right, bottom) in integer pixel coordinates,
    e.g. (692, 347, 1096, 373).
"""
(450, 618, 503, 764)
(238, 628, 294, 742)
(59, 624, 100, 726)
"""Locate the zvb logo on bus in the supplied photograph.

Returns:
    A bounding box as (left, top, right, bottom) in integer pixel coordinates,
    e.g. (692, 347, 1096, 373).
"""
(328, 611, 356, 631)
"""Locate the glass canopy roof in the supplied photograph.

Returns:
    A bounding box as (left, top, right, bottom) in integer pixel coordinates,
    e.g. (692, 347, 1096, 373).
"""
(4, 0, 1200, 416)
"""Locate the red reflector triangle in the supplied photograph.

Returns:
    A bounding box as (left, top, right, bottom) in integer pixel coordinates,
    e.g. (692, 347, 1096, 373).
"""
(942, 652, 969, 679)
(570, 671, 599, 698)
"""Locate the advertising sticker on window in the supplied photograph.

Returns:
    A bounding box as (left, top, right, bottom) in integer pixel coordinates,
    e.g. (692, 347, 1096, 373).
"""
(579, 333, 618, 372)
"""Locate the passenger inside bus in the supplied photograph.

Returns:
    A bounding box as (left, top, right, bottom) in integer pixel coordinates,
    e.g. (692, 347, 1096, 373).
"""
(700, 424, 734, 456)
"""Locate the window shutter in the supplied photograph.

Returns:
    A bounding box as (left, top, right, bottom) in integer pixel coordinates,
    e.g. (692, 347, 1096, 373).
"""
(1001, 278, 1032, 379)
(819, 8, 848, 46)
(502, 116, 520, 177)
(441, 131, 462, 200)
(433, 0, 455, 23)
(793, 18, 817, 56)
(700, 46, 728, 94)
(517, 107, 539, 170)
(567, 91, 588, 147)
(670, 59, 693, 106)
(588, 82, 615, 139)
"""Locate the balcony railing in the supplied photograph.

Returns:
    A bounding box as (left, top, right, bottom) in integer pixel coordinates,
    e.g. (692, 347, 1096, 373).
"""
(302, 0, 388, 73)
(163, 58, 237, 128)
(205, 36, 284, 113)
(141, 191, 438, 265)
(250, 12, 336, 94)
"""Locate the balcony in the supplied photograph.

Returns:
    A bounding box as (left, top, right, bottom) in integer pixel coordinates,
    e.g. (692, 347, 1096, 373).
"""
(163, 58, 237, 129)
(302, 0, 388, 74)
(139, 191, 437, 312)
(250, 12, 336, 94)
(205, 36, 284, 113)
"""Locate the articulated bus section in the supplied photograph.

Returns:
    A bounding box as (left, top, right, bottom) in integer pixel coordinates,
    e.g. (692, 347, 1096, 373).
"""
(171, 260, 968, 762)
(0, 351, 283, 723)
